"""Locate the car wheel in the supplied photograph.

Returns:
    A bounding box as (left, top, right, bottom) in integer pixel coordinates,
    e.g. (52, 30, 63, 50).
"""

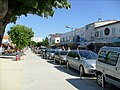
(97, 73, 105, 88)
(79, 66, 85, 79)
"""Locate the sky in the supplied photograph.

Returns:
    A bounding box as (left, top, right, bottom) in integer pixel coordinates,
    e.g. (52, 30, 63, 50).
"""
(5, 0, 120, 39)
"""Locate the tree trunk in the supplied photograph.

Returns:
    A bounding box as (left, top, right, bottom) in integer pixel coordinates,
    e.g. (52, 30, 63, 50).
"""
(0, 0, 8, 18)
(0, 20, 6, 46)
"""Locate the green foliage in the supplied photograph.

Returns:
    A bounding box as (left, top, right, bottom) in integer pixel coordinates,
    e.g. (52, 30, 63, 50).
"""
(6, 0, 70, 23)
(31, 41, 37, 46)
(43, 37, 49, 47)
(8, 24, 34, 50)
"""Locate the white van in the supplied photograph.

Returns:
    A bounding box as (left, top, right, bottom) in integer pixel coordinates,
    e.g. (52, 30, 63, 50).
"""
(96, 46, 120, 88)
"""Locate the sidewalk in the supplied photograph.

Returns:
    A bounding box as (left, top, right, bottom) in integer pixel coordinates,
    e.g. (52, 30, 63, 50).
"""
(0, 50, 76, 90)
(22, 50, 76, 90)
(0, 55, 23, 90)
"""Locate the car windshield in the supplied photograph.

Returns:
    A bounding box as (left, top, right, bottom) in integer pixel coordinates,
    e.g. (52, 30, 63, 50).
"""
(60, 51, 68, 55)
(79, 50, 97, 59)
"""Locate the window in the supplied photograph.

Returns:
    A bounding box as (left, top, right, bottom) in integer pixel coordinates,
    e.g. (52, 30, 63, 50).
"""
(107, 51, 119, 66)
(98, 51, 119, 66)
(67, 51, 74, 57)
(98, 51, 107, 63)
(95, 31, 99, 37)
(100, 31, 103, 37)
(104, 28, 110, 36)
(74, 52, 80, 60)
(57, 40, 59, 42)
(63, 38, 65, 42)
(66, 37, 68, 42)
(112, 28, 115, 36)
(55, 52, 59, 55)
(60, 51, 68, 55)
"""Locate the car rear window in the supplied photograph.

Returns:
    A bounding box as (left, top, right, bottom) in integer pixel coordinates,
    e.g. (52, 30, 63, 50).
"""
(60, 51, 68, 55)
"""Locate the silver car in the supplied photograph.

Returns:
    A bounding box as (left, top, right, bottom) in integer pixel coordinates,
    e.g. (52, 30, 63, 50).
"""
(66, 50, 97, 77)
(54, 50, 68, 64)
(47, 49, 56, 60)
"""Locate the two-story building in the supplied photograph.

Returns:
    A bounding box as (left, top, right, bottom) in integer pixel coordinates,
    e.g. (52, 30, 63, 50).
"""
(85, 19, 118, 41)
(92, 21, 120, 52)
(60, 27, 86, 49)
(48, 33, 62, 47)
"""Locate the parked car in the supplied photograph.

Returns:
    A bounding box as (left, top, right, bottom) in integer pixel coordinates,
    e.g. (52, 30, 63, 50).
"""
(96, 46, 120, 88)
(41, 48, 48, 59)
(54, 50, 68, 64)
(66, 50, 97, 77)
(47, 49, 56, 60)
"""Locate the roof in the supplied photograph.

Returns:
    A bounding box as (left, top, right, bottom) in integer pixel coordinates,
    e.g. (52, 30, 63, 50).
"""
(49, 33, 62, 37)
(86, 19, 118, 26)
(95, 21, 120, 29)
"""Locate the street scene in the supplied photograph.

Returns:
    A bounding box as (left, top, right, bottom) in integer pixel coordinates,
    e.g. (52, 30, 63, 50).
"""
(0, 0, 120, 90)
(0, 49, 120, 90)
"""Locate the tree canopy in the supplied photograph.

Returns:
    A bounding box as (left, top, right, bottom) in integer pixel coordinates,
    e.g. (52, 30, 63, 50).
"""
(8, 24, 34, 50)
(0, 0, 70, 45)
(1, 0, 70, 24)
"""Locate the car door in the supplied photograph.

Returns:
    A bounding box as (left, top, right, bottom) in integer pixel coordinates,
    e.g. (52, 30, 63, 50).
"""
(67, 51, 76, 69)
(72, 52, 81, 70)
(116, 53, 120, 86)
(104, 51, 119, 83)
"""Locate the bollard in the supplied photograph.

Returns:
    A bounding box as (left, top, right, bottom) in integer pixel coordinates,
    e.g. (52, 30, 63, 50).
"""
(16, 55, 19, 61)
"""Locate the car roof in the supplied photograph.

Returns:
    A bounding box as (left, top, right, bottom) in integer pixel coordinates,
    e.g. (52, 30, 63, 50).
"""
(100, 46, 120, 53)
(69, 50, 92, 52)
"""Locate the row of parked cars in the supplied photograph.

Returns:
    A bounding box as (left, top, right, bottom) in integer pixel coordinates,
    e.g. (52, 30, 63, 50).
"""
(33, 46, 120, 89)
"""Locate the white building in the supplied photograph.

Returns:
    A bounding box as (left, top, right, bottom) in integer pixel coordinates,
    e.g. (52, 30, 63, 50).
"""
(60, 27, 85, 44)
(85, 19, 118, 41)
(48, 33, 62, 46)
(94, 21, 120, 43)
(31, 37, 43, 43)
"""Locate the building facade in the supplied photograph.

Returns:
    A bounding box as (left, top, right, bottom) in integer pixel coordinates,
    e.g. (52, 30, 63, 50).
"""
(31, 37, 43, 43)
(60, 19, 120, 51)
(48, 33, 62, 47)
(85, 20, 118, 41)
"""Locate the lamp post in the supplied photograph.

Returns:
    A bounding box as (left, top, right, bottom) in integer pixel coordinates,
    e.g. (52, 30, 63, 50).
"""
(65, 25, 74, 43)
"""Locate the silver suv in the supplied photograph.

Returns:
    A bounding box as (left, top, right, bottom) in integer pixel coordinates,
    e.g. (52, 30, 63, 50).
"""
(96, 46, 120, 88)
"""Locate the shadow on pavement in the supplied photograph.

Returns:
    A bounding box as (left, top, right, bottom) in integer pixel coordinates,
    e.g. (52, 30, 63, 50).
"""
(66, 78, 120, 90)
(66, 78, 101, 90)
(54, 65, 96, 77)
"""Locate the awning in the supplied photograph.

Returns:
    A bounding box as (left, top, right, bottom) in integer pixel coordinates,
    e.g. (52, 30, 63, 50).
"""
(78, 41, 92, 47)
(92, 37, 120, 43)
(111, 37, 120, 43)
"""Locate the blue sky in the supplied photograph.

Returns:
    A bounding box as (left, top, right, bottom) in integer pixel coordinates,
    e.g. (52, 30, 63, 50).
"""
(5, 0, 120, 39)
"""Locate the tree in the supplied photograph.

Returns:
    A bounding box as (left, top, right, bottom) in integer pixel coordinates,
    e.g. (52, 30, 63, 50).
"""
(0, 0, 70, 45)
(8, 24, 34, 50)
(43, 37, 49, 47)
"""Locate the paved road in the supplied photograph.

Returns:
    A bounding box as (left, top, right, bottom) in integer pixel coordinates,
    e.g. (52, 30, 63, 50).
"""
(0, 50, 120, 90)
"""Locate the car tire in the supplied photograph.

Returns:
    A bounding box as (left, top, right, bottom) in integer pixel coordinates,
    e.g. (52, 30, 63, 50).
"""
(79, 66, 85, 79)
(97, 73, 106, 88)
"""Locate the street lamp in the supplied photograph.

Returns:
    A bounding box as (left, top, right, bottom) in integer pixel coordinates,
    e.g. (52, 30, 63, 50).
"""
(65, 25, 75, 42)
